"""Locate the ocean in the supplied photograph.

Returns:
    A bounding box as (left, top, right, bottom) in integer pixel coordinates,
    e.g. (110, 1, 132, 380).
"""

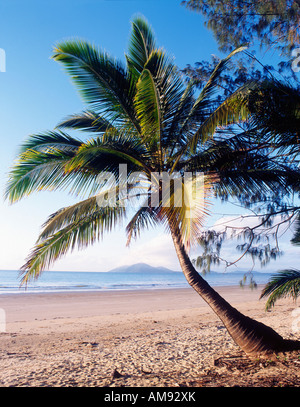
(0, 269, 275, 295)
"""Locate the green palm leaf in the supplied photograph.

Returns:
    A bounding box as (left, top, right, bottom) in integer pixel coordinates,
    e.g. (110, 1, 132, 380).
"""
(127, 16, 156, 75)
(20, 204, 126, 285)
(135, 67, 161, 152)
(5, 131, 105, 203)
(260, 269, 300, 310)
(64, 130, 151, 174)
(183, 129, 297, 200)
(144, 50, 185, 127)
(6, 150, 73, 204)
(57, 110, 113, 133)
(135, 48, 185, 159)
(52, 40, 139, 131)
(39, 195, 101, 240)
(126, 205, 159, 245)
(193, 46, 247, 108)
(179, 46, 247, 139)
(187, 83, 251, 153)
(17, 131, 82, 154)
(166, 79, 195, 152)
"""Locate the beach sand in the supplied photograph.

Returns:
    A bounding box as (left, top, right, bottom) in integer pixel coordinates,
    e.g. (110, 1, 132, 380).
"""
(0, 286, 299, 387)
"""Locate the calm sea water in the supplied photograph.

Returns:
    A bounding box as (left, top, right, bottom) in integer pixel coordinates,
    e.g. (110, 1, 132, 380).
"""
(0, 269, 275, 295)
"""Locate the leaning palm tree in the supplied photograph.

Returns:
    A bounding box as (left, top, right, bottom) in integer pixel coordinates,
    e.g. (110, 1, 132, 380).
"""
(5, 16, 300, 356)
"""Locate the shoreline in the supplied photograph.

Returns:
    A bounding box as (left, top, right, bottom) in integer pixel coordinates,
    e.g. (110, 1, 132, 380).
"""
(0, 284, 265, 304)
(0, 285, 273, 335)
(0, 282, 265, 296)
(0, 269, 274, 297)
(0, 285, 267, 325)
(0, 285, 298, 387)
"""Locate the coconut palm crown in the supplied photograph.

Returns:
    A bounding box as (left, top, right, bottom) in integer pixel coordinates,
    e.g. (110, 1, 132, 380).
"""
(5, 16, 300, 356)
(5, 16, 251, 283)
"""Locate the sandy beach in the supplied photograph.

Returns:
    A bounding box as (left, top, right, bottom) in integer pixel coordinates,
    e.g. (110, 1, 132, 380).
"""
(0, 285, 299, 387)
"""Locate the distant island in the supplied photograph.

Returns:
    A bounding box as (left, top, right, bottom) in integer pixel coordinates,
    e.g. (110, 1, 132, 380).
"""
(107, 263, 180, 274)
(106, 263, 271, 275)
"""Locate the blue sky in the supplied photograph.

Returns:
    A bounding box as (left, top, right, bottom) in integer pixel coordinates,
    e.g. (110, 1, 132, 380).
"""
(0, 0, 298, 273)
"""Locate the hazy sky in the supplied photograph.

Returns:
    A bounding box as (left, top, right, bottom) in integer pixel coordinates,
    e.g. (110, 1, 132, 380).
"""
(0, 0, 298, 273)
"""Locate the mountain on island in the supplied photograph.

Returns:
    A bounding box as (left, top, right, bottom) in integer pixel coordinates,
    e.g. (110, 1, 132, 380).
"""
(107, 263, 179, 274)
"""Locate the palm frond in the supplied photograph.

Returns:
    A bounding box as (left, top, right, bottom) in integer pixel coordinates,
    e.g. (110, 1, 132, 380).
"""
(39, 195, 100, 240)
(20, 204, 126, 285)
(193, 46, 247, 108)
(127, 15, 156, 75)
(179, 46, 247, 138)
(64, 129, 151, 174)
(171, 175, 211, 249)
(126, 204, 159, 246)
(166, 79, 196, 152)
(6, 148, 74, 203)
(40, 174, 149, 243)
(5, 130, 129, 203)
(181, 124, 300, 202)
(17, 131, 82, 154)
(135, 49, 185, 158)
(187, 82, 251, 153)
(135, 67, 161, 152)
(260, 269, 300, 310)
(144, 50, 185, 128)
(52, 40, 139, 131)
(56, 110, 113, 133)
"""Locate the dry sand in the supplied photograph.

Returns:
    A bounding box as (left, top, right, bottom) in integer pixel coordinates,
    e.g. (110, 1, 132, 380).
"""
(0, 286, 299, 387)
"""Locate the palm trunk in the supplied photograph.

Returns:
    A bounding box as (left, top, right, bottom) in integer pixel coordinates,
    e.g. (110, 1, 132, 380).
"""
(170, 224, 300, 356)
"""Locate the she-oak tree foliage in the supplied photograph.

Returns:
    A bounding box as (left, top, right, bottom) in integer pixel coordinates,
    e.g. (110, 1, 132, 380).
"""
(182, 0, 300, 309)
(5, 16, 300, 355)
(182, 0, 300, 55)
(181, 0, 300, 101)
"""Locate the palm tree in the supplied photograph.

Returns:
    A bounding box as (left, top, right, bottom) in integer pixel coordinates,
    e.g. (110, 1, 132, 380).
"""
(5, 16, 300, 356)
